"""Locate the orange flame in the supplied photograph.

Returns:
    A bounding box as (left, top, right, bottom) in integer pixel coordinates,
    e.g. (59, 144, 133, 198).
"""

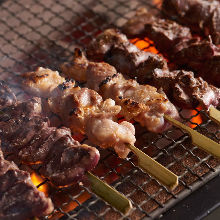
(189, 106, 203, 128)
(31, 172, 49, 196)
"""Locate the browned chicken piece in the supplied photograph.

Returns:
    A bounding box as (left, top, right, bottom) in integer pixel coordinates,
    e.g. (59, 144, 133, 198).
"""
(153, 69, 220, 109)
(22, 67, 66, 98)
(61, 49, 179, 133)
(22, 69, 136, 159)
(86, 28, 168, 84)
(61, 48, 117, 91)
(61, 49, 89, 83)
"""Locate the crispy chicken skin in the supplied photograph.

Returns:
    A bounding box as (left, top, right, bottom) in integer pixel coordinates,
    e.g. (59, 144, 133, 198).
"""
(22, 67, 66, 98)
(22, 69, 136, 159)
(61, 49, 179, 133)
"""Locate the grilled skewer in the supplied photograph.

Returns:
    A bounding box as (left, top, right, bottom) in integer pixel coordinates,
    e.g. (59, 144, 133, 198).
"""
(22, 67, 136, 159)
(152, 69, 220, 124)
(61, 49, 179, 133)
(0, 81, 132, 214)
(86, 28, 220, 125)
(162, 0, 220, 45)
(123, 9, 220, 88)
(0, 146, 54, 219)
(60, 49, 220, 159)
(22, 67, 178, 189)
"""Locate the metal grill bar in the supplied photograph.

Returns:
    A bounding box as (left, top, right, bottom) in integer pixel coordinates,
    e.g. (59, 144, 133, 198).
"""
(0, 0, 219, 219)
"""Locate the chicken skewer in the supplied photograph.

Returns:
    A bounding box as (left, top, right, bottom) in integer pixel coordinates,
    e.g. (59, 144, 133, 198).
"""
(60, 49, 220, 159)
(0, 81, 132, 214)
(22, 67, 178, 189)
(61, 48, 179, 133)
(22, 67, 136, 159)
(86, 28, 220, 124)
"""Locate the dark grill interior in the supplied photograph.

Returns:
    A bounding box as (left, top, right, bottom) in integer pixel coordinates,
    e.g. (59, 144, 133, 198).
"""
(0, 0, 220, 219)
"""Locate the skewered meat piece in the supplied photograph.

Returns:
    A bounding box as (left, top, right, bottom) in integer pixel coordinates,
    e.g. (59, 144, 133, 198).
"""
(123, 9, 220, 87)
(122, 7, 192, 53)
(153, 69, 220, 109)
(22, 67, 65, 98)
(0, 147, 54, 219)
(22, 68, 136, 158)
(61, 49, 179, 133)
(143, 18, 192, 54)
(0, 80, 17, 109)
(0, 95, 100, 186)
(173, 38, 220, 87)
(86, 28, 168, 84)
(122, 7, 155, 37)
(162, 0, 220, 45)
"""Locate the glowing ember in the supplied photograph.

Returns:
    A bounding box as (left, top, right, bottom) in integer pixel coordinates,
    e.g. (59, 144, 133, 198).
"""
(189, 106, 203, 128)
(153, 0, 162, 7)
(31, 172, 49, 196)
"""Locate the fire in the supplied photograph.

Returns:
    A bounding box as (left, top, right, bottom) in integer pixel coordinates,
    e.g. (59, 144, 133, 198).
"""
(189, 106, 203, 128)
(153, 0, 162, 7)
(130, 37, 160, 54)
(31, 172, 49, 196)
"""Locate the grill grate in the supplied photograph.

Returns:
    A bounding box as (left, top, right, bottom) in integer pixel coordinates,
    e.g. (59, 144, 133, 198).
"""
(0, 0, 220, 219)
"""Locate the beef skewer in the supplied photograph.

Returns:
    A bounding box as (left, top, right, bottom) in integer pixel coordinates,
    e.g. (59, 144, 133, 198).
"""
(162, 0, 220, 45)
(22, 67, 178, 189)
(122, 7, 192, 53)
(86, 28, 168, 84)
(60, 49, 220, 159)
(0, 146, 54, 219)
(122, 8, 220, 88)
(153, 69, 220, 110)
(0, 97, 100, 187)
(172, 37, 220, 87)
(0, 81, 132, 214)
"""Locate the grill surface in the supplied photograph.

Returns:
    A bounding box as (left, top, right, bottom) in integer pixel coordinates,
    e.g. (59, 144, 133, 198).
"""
(0, 0, 220, 219)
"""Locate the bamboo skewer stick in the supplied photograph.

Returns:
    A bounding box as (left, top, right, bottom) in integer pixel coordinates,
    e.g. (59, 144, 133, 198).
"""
(209, 106, 220, 125)
(126, 144, 178, 190)
(86, 171, 132, 214)
(164, 115, 220, 158)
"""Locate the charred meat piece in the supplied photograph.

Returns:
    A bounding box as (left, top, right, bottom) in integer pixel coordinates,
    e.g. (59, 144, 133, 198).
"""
(144, 19, 192, 54)
(61, 49, 179, 133)
(87, 28, 168, 84)
(0, 80, 17, 109)
(0, 147, 53, 219)
(162, 0, 220, 44)
(0, 98, 48, 155)
(122, 7, 155, 37)
(22, 67, 65, 98)
(0, 97, 100, 186)
(173, 38, 220, 87)
(22, 68, 136, 159)
(41, 134, 100, 186)
(153, 69, 220, 109)
(122, 7, 192, 53)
